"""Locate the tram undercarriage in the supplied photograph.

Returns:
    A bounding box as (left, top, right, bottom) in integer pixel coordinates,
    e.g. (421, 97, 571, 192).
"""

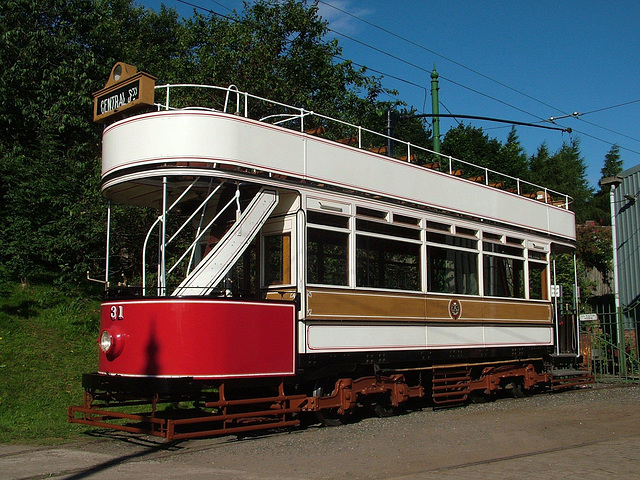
(68, 352, 593, 441)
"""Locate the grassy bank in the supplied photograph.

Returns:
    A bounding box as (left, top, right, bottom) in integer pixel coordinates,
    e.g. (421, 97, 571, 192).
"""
(0, 283, 100, 444)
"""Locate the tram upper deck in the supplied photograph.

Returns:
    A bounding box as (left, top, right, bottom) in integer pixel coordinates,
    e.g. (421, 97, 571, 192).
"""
(101, 84, 575, 243)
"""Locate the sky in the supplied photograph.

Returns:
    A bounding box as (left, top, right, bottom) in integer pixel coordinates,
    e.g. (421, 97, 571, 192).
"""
(137, 0, 640, 188)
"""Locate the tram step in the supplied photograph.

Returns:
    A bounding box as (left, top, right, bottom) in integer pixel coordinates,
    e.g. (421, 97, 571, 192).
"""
(551, 369, 595, 391)
(552, 368, 591, 378)
(432, 368, 471, 406)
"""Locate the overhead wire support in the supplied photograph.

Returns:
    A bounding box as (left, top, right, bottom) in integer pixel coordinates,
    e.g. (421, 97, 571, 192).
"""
(405, 113, 571, 133)
(547, 112, 581, 123)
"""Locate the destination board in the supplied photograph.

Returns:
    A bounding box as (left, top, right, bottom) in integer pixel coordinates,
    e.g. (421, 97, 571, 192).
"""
(95, 79, 140, 118)
(93, 63, 156, 124)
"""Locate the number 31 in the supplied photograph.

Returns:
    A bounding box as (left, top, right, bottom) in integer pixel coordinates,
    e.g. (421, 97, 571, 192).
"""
(110, 305, 124, 320)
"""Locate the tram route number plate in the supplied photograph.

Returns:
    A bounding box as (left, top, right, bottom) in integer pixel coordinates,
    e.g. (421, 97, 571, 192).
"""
(550, 284, 562, 298)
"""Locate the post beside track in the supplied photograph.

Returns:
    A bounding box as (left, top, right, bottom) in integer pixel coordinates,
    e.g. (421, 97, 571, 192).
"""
(68, 361, 594, 441)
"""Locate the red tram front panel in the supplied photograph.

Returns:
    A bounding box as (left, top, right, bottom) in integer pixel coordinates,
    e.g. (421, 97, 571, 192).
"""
(98, 299, 296, 379)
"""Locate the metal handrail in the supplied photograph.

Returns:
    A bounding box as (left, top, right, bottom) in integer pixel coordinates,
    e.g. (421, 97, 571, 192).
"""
(141, 177, 226, 296)
(153, 83, 573, 209)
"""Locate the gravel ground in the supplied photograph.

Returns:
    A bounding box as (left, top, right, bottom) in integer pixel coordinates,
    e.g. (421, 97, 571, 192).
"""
(3, 383, 640, 480)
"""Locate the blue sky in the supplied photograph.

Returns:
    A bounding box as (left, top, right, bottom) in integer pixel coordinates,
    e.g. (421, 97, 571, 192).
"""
(137, 0, 640, 188)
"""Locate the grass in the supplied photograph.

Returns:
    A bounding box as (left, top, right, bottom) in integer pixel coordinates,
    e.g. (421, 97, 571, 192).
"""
(0, 283, 100, 444)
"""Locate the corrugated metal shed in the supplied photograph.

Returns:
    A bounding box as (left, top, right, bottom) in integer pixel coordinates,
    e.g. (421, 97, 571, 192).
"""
(612, 164, 640, 326)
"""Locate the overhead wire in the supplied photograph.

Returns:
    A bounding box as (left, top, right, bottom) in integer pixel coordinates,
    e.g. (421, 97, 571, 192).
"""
(319, 0, 639, 152)
(317, 0, 567, 116)
(581, 99, 640, 116)
(175, 0, 637, 153)
(328, 28, 569, 128)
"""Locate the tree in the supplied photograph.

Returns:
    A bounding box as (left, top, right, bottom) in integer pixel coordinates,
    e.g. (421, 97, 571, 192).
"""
(0, 0, 194, 286)
(495, 127, 530, 180)
(576, 222, 613, 283)
(529, 139, 593, 223)
(601, 144, 624, 180)
(0, 0, 399, 288)
(441, 123, 502, 169)
(529, 142, 551, 181)
(175, 0, 391, 127)
(1, 0, 106, 284)
(590, 144, 624, 225)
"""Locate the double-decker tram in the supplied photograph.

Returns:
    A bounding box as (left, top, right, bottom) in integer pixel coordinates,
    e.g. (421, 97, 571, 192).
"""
(69, 64, 592, 440)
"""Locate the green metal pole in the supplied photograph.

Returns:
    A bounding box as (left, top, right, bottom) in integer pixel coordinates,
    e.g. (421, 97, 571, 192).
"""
(430, 66, 441, 154)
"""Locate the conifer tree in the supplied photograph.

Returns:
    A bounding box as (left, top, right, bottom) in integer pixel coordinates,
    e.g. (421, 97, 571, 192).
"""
(590, 144, 624, 225)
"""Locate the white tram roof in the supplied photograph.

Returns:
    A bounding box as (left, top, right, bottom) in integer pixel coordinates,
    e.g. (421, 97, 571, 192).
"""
(100, 85, 576, 242)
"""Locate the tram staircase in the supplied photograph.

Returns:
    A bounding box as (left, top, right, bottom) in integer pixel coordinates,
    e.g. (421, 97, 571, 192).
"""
(172, 188, 278, 296)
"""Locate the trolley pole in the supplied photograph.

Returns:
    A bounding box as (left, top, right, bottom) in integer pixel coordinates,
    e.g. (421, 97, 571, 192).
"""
(431, 66, 441, 154)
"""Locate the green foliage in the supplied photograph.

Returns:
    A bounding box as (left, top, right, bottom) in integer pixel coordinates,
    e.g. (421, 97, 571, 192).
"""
(0, 0, 168, 286)
(590, 144, 624, 225)
(600, 144, 624, 180)
(576, 222, 613, 278)
(177, 0, 390, 124)
(1, 0, 103, 283)
(529, 139, 594, 223)
(441, 123, 502, 169)
(556, 253, 599, 308)
(0, 0, 397, 289)
(496, 127, 530, 180)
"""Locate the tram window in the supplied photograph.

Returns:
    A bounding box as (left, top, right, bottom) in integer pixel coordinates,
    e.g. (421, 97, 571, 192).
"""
(429, 232, 477, 250)
(482, 242, 523, 257)
(483, 255, 525, 298)
(356, 219, 421, 240)
(307, 228, 348, 286)
(483, 232, 503, 242)
(528, 250, 547, 261)
(393, 214, 420, 226)
(456, 226, 478, 238)
(528, 261, 548, 300)
(308, 211, 349, 229)
(506, 236, 524, 246)
(427, 246, 479, 295)
(426, 221, 451, 233)
(264, 233, 291, 285)
(356, 206, 388, 220)
(356, 235, 421, 291)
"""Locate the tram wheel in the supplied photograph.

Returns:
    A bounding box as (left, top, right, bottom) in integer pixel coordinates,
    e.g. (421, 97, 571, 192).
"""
(470, 390, 492, 403)
(316, 408, 348, 427)
(512, 381, 529, 398)
(373, 394, 398, 417)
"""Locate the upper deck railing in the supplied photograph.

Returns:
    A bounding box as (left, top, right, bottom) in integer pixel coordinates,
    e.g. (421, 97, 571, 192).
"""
(153, 84, 571, 209)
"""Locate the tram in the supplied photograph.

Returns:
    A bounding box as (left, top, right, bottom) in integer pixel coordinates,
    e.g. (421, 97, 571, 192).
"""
(69, 63, 591, 440)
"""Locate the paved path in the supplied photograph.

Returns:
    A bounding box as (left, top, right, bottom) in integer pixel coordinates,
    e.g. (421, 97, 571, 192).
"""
(2, 385, 639, 479)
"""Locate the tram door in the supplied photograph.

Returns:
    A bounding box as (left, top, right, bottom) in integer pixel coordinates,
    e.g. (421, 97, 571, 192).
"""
(551, 246, 579, 355)
(556, 293, 578, 354)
